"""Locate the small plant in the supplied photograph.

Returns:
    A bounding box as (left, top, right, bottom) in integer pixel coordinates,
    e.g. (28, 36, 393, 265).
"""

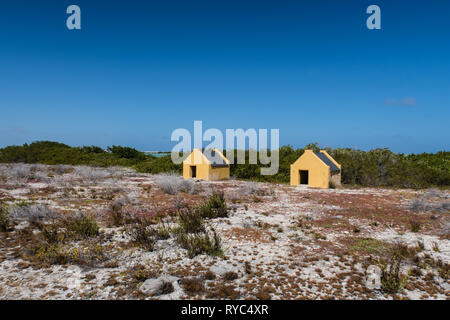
(36, 221, 64, 244)
(380, 256, 408, 294)
(131, 264, 159, 283)
(34, 243, 70, 265)
(409, 219, 421, 233)
(222, 271, 239, 281)
(416, 240, 425, 252)
(198, 191, 228, 219)
(128, 218, 173, 251)
(379, 244, 410, 294)
(154, 222, 172, 240)
(155, 173, 180, 195)
(177, 227, 223, 258)
(127, 218, 156, 251)
(179, 179, 195, 194)
(8, 204, 57, 223)
(244, 261, 252, 274)
(32, 240, 108, 267)
(204, 270, 216, 280)
(177, 207, 205, 234)
(408, 267, 422, 277)
(408, 198, 428, 212)
(432, 242, 440, 252)
(0, 203, 11, 232)
(438, 263, 449, 280)
(157, 281, 175, 295)
(62, 213, 99, 239)
(108, 199, 131, 226)
(180, 278, 204, 294)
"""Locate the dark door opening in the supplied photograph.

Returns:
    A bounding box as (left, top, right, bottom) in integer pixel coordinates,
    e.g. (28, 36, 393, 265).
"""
(190, 166, 197, 178)
(299, 170, 309, 185)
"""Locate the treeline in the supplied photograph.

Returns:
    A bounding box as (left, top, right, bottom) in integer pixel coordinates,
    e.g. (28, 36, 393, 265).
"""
(0, 141, 147, 167)
(0, 141, 448, 188)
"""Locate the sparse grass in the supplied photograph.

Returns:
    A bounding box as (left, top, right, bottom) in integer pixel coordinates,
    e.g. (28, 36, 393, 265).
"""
(416, 240, 425, 252)
(197, 191, 228, 219)
(131, 264, 159, 283)
(156, 174, 179, 195)
(0, 203, 11, 232)
(33, 241, 109, 267)
(379, 242, 412, 294)
(36, 221, 65, 244)
(380, 255, 408, 294)
(409, 219, 421, 233)
(61, 213, 99, 239)
(349, 237, 389, 255)
(177, 227, 223, 258)
(177, 207, 205, 234)
(108, 198, 132, 226)
(127, 218, 173, 251)
(432, 242, 440, 252)
(127, 218, 156, 251)
(8, 203, 57, 223)
(155, 173, 195, 195)
(438, 263, 449, 280)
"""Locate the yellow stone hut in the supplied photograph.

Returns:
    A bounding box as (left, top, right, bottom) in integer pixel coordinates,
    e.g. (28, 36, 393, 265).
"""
(183, 148, 230, 181)
(290, 150, 341, 188)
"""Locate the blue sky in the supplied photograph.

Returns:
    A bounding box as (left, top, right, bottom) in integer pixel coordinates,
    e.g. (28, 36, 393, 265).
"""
(0, 0, 449, 153)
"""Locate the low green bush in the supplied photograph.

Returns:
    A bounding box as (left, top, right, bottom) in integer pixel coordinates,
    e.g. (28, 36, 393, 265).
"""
(177, 228, 223, 258)
(0, 203, 10, 232)
(62, 213, 99, 239)
(198, 191, 228, 219)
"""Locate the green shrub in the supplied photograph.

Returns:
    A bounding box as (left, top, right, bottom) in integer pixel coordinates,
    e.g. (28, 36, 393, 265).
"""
(409, 219, 421, 233)
(34, 241, 108, 266)
(127, 218, 172, 251)
(198, 191, 228, 219)
(177, 228, 223, 258)
(380, 256, 408, 294)
(127, 218, 157, 251)
(37, 222, 65, 244)
(0, 204, 11, 232)
(379, 242, 411, 294)
(177, 208, 205, 234)
(62, 213, 99, 239)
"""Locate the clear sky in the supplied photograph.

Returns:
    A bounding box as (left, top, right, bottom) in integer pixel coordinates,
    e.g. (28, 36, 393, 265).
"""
(0, 0, 449, 153)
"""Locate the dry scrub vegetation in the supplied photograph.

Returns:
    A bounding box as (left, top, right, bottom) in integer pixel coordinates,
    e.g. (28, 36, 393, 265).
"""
(0, 163, 448, 300)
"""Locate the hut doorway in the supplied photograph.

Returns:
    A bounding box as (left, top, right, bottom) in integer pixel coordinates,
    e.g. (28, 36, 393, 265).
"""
(299, 170, 309, 185)
(190, 166, 197, 178)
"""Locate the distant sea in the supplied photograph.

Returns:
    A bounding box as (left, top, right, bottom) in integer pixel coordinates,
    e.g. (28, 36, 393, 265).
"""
(143, 151, 171, 158)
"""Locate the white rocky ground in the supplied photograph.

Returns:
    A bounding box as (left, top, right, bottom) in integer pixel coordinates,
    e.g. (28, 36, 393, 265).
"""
(0, 163, 448, 300)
